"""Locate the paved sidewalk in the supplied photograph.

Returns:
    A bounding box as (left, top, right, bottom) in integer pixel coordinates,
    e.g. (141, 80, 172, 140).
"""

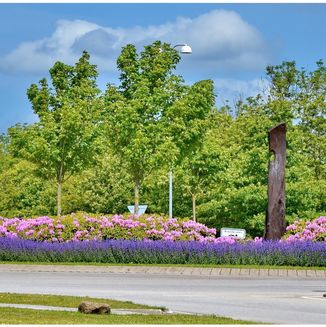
(0, 303, 167, 315)
(0, 264, 325, 278)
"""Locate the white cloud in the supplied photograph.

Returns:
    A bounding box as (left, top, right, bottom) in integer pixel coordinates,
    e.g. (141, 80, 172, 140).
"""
(214, 77, 270, 107)
(0, 20, 101, 74)
(0, 10, 270, 76)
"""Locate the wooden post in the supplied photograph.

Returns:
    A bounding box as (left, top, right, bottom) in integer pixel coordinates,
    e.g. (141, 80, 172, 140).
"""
(264, 123, 287, 240)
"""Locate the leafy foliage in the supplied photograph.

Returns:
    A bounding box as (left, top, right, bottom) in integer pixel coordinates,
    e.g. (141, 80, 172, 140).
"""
(0, 44, 324, 236)
(104, 41, 214, 214)
(8, 51, 102, 216)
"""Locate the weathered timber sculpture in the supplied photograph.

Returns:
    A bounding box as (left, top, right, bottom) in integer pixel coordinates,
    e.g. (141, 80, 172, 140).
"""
(264, 123, 287, 240)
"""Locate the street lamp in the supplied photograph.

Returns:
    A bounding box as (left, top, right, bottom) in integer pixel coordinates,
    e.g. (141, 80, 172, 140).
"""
(173, 44, 192, 54)
(168, 43, 192, 219)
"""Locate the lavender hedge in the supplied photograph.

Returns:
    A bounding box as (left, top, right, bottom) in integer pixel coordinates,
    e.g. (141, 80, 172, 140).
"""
(0, 237, 325, 267)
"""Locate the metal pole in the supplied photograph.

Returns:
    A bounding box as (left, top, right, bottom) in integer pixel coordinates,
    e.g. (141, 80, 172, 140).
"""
(169, 171, 173, 218)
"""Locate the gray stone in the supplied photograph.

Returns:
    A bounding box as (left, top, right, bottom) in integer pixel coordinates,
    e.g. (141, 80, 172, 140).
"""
(210, 268, 222, 276)
(258, 269, 269, 277)
(229, 268, 241, 276)
(220, 268, 231, 276)
(297, 270, 307, 278)
(306, 270, 317, 278)
(78, 301, 111, 314)
(239, 268, 250, 276)
(287, 270, 298, 277)
(316, 270, 326, 278)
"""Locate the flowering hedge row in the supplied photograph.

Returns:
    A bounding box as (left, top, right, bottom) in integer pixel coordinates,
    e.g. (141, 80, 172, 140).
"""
(0, 213, 234, 244)
(0, 237, 325, 266)
(284, 216, 326, 242)
(0, 213, 325, 244)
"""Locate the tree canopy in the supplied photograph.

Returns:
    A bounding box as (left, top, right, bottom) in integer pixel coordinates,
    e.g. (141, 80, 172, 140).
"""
(0, 43, 324, 237)
(104, 41, 215, 214)
(8, 51, 102, 216)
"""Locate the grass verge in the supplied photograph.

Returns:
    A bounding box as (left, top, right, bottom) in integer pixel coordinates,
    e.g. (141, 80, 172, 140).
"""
(0, 293, 160, 309)
(0, 307, 255, 324)
(0, 293, 256, 324)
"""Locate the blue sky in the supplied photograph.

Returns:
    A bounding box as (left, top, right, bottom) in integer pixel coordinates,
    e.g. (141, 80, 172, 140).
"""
(0, 3, 325, 133)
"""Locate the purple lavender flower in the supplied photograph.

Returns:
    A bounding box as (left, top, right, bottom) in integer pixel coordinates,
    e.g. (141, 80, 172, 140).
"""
(0, 237, 324, 267)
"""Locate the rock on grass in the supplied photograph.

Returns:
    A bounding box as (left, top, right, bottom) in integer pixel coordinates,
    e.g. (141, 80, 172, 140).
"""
(78, 301, 111, 314)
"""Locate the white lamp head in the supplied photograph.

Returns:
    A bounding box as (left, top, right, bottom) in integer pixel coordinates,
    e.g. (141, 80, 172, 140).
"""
(173, 44, 192, 54)
(179, 44, 192, 54)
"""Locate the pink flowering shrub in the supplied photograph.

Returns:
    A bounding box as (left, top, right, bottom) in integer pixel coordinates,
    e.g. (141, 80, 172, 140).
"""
(284, 216, 326, 242)
(2, 214, 324, 244)
(0, 213, 233, 244)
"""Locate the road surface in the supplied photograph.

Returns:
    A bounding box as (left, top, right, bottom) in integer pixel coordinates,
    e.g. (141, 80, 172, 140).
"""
(0, 265, 325, 324)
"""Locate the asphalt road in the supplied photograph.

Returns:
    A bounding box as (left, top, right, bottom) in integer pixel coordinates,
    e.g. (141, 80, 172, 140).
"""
(0, 269, 325, 324)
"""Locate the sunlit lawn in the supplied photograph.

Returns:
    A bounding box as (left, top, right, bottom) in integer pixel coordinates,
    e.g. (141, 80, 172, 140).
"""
(0, 293, 257, 324)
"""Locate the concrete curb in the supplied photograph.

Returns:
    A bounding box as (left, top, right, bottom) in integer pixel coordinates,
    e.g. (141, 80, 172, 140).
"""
(0, 264, 325, 278)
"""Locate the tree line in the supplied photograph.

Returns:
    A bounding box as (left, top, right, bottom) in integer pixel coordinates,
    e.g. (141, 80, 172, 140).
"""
(0, 41, 325, 237)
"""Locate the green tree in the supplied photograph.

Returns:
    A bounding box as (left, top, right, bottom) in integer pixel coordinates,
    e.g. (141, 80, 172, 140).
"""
(0, 158, 56, 217)
(249, 60, 325, 179)
(197, 106, 271, 235)
(62, 151, 133, 214)
(210, 60, 326, 235)
(176, 111, 225, 221)
(296, 60, 326, 180)
(104, 41, 214, 215)
(0, 134, 9, 174)
(9, 51, 101, 216)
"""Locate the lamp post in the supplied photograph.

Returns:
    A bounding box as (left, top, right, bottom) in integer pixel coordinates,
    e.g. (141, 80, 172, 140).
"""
(168, 43, 192, 219)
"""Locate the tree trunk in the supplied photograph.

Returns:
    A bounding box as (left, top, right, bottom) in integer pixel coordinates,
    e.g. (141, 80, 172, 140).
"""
(57, 180, 62, 217)
(134, 181, 140, 215)
(192, 194, 196, 222)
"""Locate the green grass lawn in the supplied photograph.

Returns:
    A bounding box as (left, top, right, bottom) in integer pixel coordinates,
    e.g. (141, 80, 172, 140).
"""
(0, 293, 256, 324)
(0, 293, 160, 310)
(0, 307, 256, 324)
